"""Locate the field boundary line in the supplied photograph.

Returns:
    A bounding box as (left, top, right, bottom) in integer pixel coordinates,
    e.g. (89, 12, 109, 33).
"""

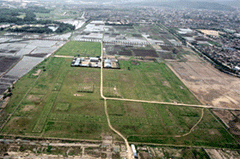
(165, 62, 205, 104)
(0, 133, 238, 150)
(0, 134, 103, 143)
(208, 109, 240, 145)
(0, 71, 43, 132)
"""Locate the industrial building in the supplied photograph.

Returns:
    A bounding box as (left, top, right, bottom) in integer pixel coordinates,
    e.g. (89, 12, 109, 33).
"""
(71, 57, 119, 69)
(131, 144, 138, 159)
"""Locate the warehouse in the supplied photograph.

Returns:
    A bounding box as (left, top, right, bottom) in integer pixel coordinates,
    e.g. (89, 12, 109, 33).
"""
(71, 57, 119, 69)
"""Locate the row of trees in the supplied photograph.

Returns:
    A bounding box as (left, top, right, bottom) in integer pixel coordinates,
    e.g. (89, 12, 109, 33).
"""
(0, 7, 75, 34)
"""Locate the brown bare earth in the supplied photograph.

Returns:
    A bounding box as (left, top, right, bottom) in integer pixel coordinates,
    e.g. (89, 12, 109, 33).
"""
(212, 110, 234, 128)
(26, 95, 43, 102)
(205, 149, 240, 159)
(167, 53, 240, 109)
(32, 69, 41, 76)
(0, 97, 9, 109)
(21, 105, 36, 112)
(199, 30, 224, 37)
(162, 81, 171, 88)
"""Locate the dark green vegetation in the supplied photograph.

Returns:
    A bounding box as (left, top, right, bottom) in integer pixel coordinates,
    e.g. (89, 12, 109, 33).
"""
(0, 7, 51, 24)
(1, 41, 238, 148)
(56, 41, 101, 57)
(0, 7, 75, 33)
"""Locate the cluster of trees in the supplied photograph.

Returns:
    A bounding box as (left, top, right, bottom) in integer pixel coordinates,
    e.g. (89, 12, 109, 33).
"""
(0, 7, 51, 24)
(0, 7, 75, 34)
(55, 22, 75, 33)
(9, 26, 53, 34)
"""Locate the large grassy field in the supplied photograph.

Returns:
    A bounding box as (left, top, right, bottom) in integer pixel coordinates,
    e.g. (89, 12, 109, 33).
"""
(1, 41, 238, 148)
(1, 42, 111, 140)
(56, 41, 101, 57)
(103, 60, 200, 104)
(2, 57, 111, 139)
(107, 100, 238, 148)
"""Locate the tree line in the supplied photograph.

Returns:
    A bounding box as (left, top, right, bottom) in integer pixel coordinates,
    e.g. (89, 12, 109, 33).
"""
(0, 7, 75, 34)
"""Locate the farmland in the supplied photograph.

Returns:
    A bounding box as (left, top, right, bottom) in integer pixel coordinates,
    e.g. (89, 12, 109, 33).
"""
(55, 41, 101, 57)
(1, 41, 239, 148)
(107, 100, 238, 148)
(1, 41, 109, 140)
(1, 56, 111, 139)
(103, 61, 200, 104)
(167, 48, 240, 109)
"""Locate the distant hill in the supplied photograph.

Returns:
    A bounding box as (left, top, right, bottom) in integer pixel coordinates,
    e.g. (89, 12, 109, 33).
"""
(218, 1, 240, 8)
(135, 0, 236, 11)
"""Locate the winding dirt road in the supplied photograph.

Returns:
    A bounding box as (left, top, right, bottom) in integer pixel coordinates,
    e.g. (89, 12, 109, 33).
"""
(100, 41, 134, 159)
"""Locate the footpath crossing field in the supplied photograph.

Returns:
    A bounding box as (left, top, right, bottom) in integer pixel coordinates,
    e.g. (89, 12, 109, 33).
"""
(1, 41, 238, 148)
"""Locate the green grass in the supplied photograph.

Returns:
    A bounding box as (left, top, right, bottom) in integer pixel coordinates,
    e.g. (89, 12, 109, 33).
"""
(1, 42, 111, 139)
(107, 100, 239, 148)
(103, 61, 200, 104)
(56, 41, 101, 57)
(55, 103, 70, 111)
(32, 92, 58, 133)
(2, 56, 110, 138)
(1, 41, 238, 148)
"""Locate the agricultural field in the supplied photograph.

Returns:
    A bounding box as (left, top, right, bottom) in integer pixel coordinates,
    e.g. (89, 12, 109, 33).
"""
(0, 39, 66, 95)
(107, 100, 238, 148)
(103, 25, 147, 45)
(1, 56, 111, 139)
(0, 41, 239, 148)
(168, 48, 240, 109)
(104, 44, 158, 57)
(135, 24, 175, 46)
(1, 41, 111, 140)
(55, 41, 101, 57)
(0, 56, 20, 76)
(103, 60, 200, 104)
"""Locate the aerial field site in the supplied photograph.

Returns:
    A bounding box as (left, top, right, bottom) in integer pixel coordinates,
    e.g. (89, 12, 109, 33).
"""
(0, 0, 240, 158)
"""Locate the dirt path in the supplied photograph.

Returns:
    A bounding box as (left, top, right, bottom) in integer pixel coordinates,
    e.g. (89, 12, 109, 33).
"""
(104, 97, 240, 111)
(178, 108, 204, 137)
(125, 108, 204, 139)
(99, 30, 239, 158)
(100, 41, 134, 159)
(54, 55, 74, 58)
